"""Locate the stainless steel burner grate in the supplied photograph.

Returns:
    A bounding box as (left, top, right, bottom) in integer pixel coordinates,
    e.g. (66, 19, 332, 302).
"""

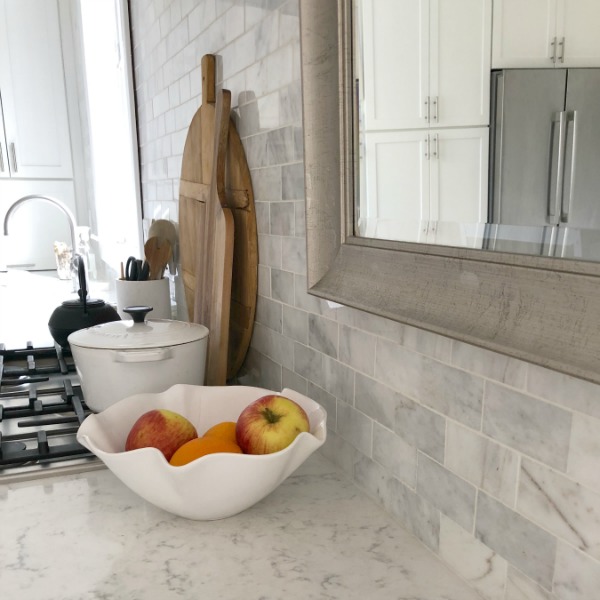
(0, 342, 103, 482)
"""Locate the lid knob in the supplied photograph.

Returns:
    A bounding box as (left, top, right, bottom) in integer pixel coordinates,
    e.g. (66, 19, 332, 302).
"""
(123, 305, 153, 323)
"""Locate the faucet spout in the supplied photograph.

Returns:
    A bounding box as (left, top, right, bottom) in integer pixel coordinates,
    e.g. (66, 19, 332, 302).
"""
(3, 194, 79, 254)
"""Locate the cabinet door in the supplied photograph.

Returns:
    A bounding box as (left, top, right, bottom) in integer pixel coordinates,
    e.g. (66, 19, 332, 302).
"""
(431, 0, 492, 127)
(559, 0, 600, 67)
(429, 127, 489, 249)
(361, 0, 429, 130)
(360, 131, 430, 243)
(492, 0, 558, 68)
(0, 0, 73, 179)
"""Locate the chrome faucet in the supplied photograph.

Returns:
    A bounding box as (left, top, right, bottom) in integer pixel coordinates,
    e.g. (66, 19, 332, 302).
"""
(3, 194, 80, 288)
(3, 194, 78, 251)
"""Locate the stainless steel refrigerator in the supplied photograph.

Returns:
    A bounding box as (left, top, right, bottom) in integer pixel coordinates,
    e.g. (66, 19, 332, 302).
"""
(487, 68, 600, 260)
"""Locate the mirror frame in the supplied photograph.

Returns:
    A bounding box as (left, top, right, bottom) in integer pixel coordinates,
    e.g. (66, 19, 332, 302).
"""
(300, 0, 600, 384)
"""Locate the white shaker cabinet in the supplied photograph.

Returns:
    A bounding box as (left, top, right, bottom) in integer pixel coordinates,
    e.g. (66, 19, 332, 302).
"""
(0, 0, 73, 179)
(429, 127, 489, 248)
(360, 131, 430, 243)
(361, 0, 492, 130)
(361, 128, 488, 247)
(492, 0, 600, 68)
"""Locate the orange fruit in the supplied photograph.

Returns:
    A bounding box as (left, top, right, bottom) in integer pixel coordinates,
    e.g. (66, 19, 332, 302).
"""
(202, 421, 237, 444)
(169, 436, 242, 466)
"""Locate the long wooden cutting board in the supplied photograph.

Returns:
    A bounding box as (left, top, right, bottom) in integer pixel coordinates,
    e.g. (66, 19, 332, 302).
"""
(178, 54, 257, 384)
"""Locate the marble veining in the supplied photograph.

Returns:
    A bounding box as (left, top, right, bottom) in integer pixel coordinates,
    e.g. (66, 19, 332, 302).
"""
(518, 459, 600, 560)
(0, 454, 484, 600)
(439, 515, 508, 600)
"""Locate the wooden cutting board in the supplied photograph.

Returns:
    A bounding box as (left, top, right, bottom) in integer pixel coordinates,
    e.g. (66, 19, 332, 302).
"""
(178, 54, 257, 384)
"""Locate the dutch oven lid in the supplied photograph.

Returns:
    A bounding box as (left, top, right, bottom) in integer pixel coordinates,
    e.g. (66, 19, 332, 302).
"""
(67, 306, 209, 350)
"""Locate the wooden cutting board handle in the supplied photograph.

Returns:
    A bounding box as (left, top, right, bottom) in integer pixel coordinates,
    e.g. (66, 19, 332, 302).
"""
(193, 89, 234, 385)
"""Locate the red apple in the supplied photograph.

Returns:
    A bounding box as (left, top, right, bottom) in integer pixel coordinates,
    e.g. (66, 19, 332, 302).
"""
(236, 394, 310, 454)
(125, 409, 197, 461)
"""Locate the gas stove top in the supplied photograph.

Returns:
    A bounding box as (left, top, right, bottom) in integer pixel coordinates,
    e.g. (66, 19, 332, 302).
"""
(0, 342, 104, 483)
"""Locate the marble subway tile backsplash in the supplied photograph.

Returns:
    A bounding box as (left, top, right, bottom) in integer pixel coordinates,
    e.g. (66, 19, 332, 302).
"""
(518, 459, 600, 561)
(417, 454, 477, 532)
(483, 382, 572, 471)
(476, 492, 557, 588)
(445, 421, 519, 507)
(130, 1, 600, 598)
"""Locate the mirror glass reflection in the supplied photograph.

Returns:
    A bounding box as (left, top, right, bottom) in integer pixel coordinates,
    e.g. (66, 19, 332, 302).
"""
(353, 0, 600, 261)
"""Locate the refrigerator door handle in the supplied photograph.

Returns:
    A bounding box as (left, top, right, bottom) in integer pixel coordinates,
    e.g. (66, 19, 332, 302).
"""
(561, 110, 577, 223)
(548, 111, 566, 223)
(490, 71, 505, 221)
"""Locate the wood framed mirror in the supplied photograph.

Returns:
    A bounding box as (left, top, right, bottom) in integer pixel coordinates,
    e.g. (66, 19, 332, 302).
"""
(300, 0, 600, 384)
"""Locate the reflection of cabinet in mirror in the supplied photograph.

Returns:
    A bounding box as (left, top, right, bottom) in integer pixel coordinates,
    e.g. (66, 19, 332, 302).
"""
(357, 0, 491, 247)
(363, 128, 488, 246)
(492, 0, 600, 68)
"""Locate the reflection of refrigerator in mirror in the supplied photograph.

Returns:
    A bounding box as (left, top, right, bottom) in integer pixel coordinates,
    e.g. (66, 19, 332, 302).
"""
(487, 69, 600, 261)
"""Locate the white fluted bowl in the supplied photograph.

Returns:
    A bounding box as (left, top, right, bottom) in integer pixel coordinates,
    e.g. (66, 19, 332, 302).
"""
(77, 385, 327, 520)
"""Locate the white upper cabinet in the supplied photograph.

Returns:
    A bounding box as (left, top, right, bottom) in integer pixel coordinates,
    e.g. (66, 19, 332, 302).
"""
(560, 0, 600, 66)
(361, 0, 492, 130)
(492, 0, 600, 68)
(0, 0, 73, 179)
(361, 0, 429, 130)
(431, 0, 492, 128)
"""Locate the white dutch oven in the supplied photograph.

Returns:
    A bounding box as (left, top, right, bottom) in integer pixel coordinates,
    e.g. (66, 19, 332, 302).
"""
(67, 306, 209, 412)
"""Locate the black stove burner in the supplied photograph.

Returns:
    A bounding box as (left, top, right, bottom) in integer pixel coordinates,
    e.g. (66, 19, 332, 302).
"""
(0, 342, 96, 472)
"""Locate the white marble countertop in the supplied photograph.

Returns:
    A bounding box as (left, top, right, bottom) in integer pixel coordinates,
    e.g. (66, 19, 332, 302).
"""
(0, 453, 483, 600)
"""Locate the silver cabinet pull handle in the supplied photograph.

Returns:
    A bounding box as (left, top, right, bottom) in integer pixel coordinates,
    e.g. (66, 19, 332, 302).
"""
(558, 37, 565, 63)
(432, 133, 438, 159)
(424, 136, 430, 160)
(10, 142, 17, 172)
(424, 96, 429, 122)
(0, 144, 4, 172)
(432, 96, 438, 122)
(550, 36, 557, 63)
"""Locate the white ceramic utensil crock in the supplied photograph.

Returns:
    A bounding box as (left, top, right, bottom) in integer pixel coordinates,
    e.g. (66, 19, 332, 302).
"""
(68, 306, 208, 412)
